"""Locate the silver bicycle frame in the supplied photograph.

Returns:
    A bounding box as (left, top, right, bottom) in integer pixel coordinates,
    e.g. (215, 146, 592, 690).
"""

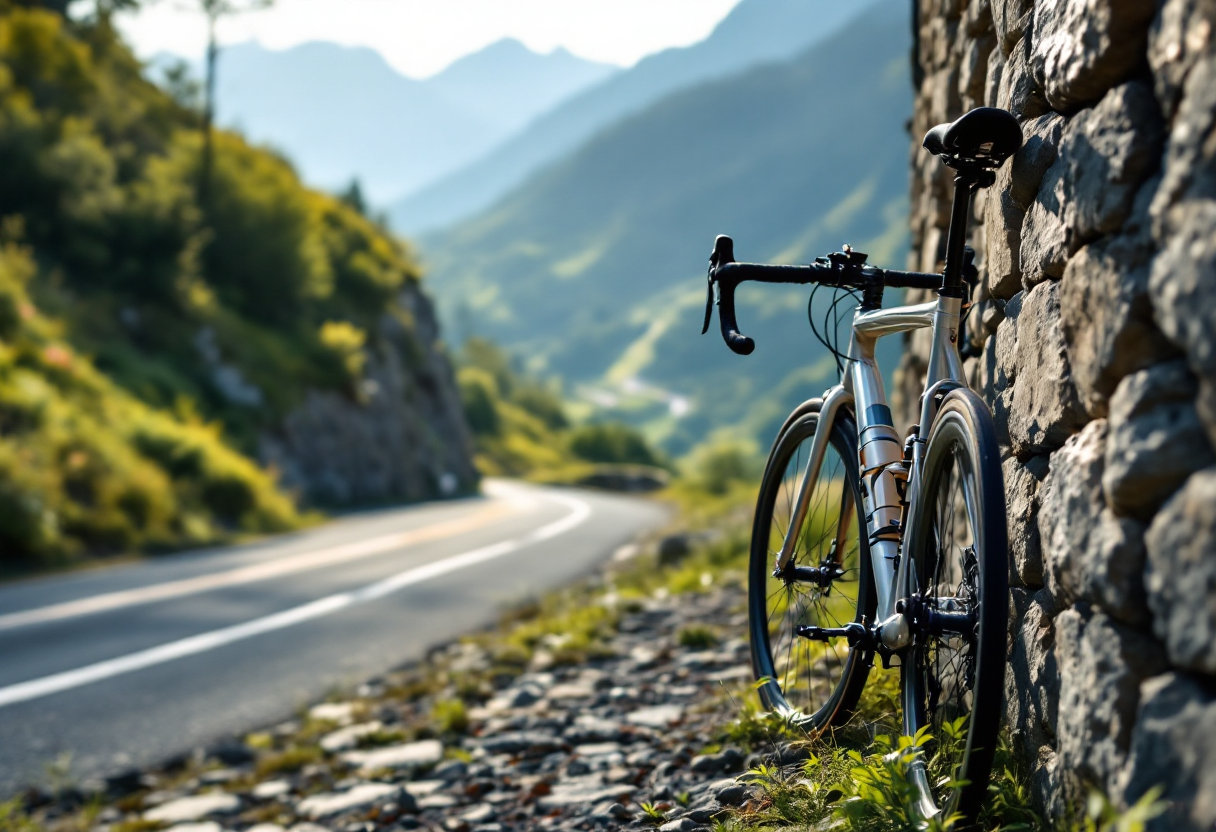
(773, 292, 965, 625)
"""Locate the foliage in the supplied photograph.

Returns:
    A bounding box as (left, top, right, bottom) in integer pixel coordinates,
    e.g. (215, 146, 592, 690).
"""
(455, 337, 662, 482)
(0, 4, 441, 564)
(677, 623, 719, 649)
(0, 240, 297, 568)
(431, 698, 469, 735)
(569, 422, 659, 466)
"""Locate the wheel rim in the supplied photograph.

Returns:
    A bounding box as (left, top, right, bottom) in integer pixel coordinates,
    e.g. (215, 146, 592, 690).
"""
(750, 414, 870, 728)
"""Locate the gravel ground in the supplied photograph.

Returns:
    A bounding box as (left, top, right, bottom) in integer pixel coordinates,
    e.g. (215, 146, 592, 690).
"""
(21, 573, 784, 832)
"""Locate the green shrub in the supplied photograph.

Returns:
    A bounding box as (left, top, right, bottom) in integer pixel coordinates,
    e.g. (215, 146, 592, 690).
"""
(569, 422, 659, 466)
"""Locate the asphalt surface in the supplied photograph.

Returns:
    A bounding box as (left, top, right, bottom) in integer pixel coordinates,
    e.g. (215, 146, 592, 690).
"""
(0, 481, 669, 796)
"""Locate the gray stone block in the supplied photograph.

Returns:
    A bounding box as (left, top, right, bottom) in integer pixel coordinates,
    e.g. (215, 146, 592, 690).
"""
(1104, 362, 1215, 519)
(1061, 235, 1179, 417)
(1056, 609, 1168, 803)
(1038, 419, 1107, 606)
(1031, 0, 1159, 112)
(1009, 281, 1088, 455)
(1120, 672, 1216, 832)
(1145, 467, 1216, 674)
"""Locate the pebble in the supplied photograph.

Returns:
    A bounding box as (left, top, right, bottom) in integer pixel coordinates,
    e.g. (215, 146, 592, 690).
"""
(339, 739, 443, 771)
(296, 784, 399, 819)
(308, 702, 356, 725)
(251, 780, 292, 800)
(625, 704, 684, 728)
(144, 793, 241, 823)
(319, 720, 383, 752)
(166, 823, 223, 832)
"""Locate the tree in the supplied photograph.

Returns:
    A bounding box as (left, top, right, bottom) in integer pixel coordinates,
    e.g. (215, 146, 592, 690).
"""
(193, 0, 274, 204)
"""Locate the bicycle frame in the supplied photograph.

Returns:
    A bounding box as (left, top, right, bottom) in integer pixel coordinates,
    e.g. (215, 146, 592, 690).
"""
(773, 292, 966, 635)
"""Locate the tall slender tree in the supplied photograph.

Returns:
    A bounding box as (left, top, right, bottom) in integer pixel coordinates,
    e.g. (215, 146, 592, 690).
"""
(194, 0, 274, 204)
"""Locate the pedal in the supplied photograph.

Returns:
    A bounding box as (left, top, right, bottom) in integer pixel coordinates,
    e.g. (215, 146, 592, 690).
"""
(796, 621, 873, 648)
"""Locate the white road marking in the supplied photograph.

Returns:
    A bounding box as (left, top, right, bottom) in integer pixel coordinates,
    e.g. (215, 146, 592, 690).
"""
(0, 492, 534, 631)
(0, 494, 591, 709)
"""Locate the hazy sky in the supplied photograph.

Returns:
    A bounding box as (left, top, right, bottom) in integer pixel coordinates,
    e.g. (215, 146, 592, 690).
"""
(114, 0, 746, 78)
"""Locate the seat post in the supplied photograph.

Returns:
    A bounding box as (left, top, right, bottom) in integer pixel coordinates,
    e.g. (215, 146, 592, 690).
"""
(940, 172, 978, 298)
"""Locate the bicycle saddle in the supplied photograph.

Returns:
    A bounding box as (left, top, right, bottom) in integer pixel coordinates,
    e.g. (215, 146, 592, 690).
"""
(922, 107, 1022, 168)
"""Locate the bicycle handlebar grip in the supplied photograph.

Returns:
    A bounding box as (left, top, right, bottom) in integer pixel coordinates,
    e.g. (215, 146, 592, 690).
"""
(716, 275, 755, 356)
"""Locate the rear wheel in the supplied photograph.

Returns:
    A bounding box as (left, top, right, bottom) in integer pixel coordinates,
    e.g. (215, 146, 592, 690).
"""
(901, 390, 1009, 825)
(748, 401, 875, 729)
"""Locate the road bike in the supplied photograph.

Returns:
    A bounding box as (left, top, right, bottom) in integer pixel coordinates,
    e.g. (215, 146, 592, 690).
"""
(702, 107, 1023, 825)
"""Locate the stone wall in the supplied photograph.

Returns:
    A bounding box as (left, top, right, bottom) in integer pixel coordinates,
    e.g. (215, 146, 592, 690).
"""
(897, 0, 1216, 827)
(259, 283, 478, 506)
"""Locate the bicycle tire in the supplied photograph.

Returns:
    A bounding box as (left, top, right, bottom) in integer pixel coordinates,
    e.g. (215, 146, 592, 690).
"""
(748, 400, 876, 729)
(900, 389, 1009, 825)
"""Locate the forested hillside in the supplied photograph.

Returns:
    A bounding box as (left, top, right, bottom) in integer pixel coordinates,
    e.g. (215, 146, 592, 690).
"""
(0, 3, 474, 568)
(421, 1, 912, 454)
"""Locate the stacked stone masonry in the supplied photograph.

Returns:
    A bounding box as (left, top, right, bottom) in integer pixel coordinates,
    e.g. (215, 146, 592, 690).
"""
(896, 0, 1216, 827)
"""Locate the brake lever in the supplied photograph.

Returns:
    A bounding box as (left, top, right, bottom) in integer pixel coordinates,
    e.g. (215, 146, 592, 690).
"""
(702, 235, 735, 335)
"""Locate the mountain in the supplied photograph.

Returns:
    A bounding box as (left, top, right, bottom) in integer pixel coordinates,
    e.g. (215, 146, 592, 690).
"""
(426, 39, 618, 135)
(388, 0, 882, 235)
(419, 1, 913, 455)
(171, 39, 617, 204)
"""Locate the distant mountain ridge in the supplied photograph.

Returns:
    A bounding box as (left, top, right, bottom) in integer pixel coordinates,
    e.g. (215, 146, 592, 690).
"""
(389, 0, 882, 235)
(419, 1, 912, 454)
(159, 39, 618, 203)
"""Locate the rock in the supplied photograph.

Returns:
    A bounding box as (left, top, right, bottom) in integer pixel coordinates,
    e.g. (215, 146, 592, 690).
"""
(985, 114, 1065, 298)
(992, 0, 1033, 55)
(1009, 281, 1088, 456)
(1059, 83, 1165, 243)
(710, 780, 749, 807)
(259, 284, 477, 506)
(535, 776, 635, 810)
(658, 534, 693, 565)
(297, 784, 401, 820)
(430, 759, 467, 782)
(309, 703, 356, 726)
(320, 721, 384, 753)
(1145, 468, 1216, 674)
(1004, 455, 1047, 587)
(1055, 610, 1168, 800)
(1060, 235, 1178, 417)
(960, 33, 997, 109)
(245, 825, 286, 832)
(1005, 589, 1059, 763)
(1082, 511, 1153, 625)
(624, 705, 684, 729)
(144, 793, 241, 824)
(1119, 673, 1216, 832)
(658, 819, 699, 832)
(459, 804, 494, 824)
(207, 743, 255, 766)
(1103, 362, 1215, 519)
(1038, 419, 1107, 605)
(166, 824, 222, 832)
(1148, 0, 1215, 120)
(564, 715, 626, 744)
(340, 740, 444, 772)
(1149, 200, 1216, 449)
(688, 748, 745, 776)
(1030, 0, 1158, 112)
(1019, 153, 1070, 285)
(997, 33, 1049, 120)
(545, 683, 595, 701)
(477, 732, 565, 756)
(252, 780, 292, 800)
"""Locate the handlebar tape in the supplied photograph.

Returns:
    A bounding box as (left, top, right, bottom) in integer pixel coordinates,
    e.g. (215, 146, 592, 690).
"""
(716, 276, 755, 356)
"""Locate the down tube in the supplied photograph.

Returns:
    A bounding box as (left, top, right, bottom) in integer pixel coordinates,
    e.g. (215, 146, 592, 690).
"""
(774, 385, 853, 573)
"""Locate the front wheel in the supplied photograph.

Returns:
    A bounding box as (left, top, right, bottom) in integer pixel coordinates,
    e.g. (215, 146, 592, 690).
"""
(901, 389, 1009, 826)
(748, 401, 875, 730)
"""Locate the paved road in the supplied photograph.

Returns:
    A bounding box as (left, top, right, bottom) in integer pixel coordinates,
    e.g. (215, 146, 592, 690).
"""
(0, 481, 668, 796)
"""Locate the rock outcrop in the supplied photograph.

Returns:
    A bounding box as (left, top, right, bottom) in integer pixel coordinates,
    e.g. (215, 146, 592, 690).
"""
(899, 1, 1216, 827)
(259, 283, 478, 506)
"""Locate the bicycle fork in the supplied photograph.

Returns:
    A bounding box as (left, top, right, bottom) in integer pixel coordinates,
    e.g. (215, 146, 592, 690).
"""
(775, 389, 915, 658)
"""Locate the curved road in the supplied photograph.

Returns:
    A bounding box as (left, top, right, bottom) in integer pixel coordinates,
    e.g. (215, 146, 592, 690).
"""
(0, 481, 668, 796)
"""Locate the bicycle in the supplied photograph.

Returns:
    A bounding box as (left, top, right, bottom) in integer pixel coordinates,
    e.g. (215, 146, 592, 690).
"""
(701, 106, 1023, 825)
